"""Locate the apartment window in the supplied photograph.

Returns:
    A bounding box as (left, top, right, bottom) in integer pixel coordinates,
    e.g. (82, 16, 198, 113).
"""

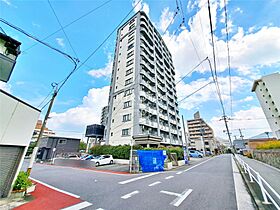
(125, 78, 133, 86)
(127, 43, 134, 51)
(113, 107, 116, 111)
(128, 36, 134, 43)
(129, 24, 135, 30)
(126, 68, 133, 76)
(123, 114, 132, 122)
(127, 50, 134, 59)
(116, 86, 118, 89)
(126, 59, 134, 67)
(124, 89, 133, 96)
(111, 132, 113, 136)
(114, 95, 117, 99)
(58, 139, 67, 144)
(129, 18, 135, 25)
(128, 30, 134, 37)
(124, 101, 132, 109)
(112, 119, 114, 123)
(122, 128, 130, 136)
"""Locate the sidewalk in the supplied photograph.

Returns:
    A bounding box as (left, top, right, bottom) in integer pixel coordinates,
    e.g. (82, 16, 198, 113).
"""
(14, 179, 91, 210)
(238, 155, 280, 195)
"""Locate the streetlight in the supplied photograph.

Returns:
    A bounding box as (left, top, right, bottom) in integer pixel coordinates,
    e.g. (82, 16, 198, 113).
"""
(0, 32, 21, 82)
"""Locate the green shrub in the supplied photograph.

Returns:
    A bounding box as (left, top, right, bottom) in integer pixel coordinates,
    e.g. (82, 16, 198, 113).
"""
(144, 146, 184, 160)
(13, 171, 32, 191)
(256, 141, 280, 150)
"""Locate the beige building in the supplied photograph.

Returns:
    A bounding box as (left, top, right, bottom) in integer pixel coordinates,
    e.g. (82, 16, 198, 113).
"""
(105, 11, 182, 146)
(252, 72, 280, 139)
(32, 120, 55, 141)
(187, 111, 216, 153)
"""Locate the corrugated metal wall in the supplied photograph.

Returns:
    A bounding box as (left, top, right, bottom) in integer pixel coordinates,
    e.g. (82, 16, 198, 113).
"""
(0, 145, 24, 198)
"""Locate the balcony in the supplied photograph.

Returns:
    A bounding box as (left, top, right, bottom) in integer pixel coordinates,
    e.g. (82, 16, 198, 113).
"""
(139, 90, 156, 103)
(139, 117, 158, 128)
(140, 78, 156, 92)
(140, 69, 155, 83)
(160, 125, 169, 132)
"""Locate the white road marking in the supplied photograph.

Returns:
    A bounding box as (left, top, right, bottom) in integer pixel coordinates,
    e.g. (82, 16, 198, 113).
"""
(118, 172, 160, 184)
(148, 181, 161, 186)
(160, 189, 193, 207)
(176, 171, 183, 175)
(61, 201, 92, 210)
(160, 190, 181, 197)
(231, 155, 255, 210)
(121, 190, 139, 199)
(171, 189, 193, 207)
(165, 176, 174, 180)
(184, 156, 217, 172)
(96, 208, 105, 210)
(30, 177, 80, 198)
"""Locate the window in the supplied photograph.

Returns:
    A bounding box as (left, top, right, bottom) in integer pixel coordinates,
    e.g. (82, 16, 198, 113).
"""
(128, 36, 134, 43)
(112, 119, 114, 123)
(111, 132, 113, 136)
(129, 24, 135, 30)
(113, 107, 116, 111)
(58, 139, 67, 144)
(128, 30, 134, 37)
(126, 68, 133, 76)
(129, 18, 135, 25)
(124, 89, 133, 96)
(126, 59, 133, 67)
(123, 114, 132, 122)
(124, 101, 132, 108)
(127, 50, 134, 59)
(122, 128, 130, 136)
(116, 86, 118, 89)
(125, 78, 133, 86)
(127, 43, 134, 51)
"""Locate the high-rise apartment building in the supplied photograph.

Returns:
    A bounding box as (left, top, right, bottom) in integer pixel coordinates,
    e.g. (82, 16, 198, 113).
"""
(187, 111, 216, 153)
(105, 11, 182, 146)
(252, 72, 280, 139)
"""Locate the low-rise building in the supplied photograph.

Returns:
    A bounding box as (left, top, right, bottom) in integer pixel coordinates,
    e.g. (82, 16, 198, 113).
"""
(32, 120, 55, 141)
(37, 136, 80, 160)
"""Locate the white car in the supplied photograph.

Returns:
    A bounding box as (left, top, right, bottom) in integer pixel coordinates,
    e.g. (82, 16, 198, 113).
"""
(91, 155, 114, 166)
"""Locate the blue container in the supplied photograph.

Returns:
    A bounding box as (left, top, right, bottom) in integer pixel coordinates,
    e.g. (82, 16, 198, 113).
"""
(137, 150, 167, 172)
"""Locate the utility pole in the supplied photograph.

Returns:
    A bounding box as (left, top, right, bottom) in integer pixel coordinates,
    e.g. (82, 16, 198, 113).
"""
(222, 115, 235, 153)
(239, 128, 244, 140)
(181, 115, 189, 163)
(27, 84, 58, 176)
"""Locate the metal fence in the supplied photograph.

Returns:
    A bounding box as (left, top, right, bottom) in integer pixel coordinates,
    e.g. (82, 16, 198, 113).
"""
(235, 155, 280, 210)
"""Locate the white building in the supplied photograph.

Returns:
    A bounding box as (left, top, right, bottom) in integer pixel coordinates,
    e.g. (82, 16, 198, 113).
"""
(252, 72, 280, 139)
(105, 11, 182, 146)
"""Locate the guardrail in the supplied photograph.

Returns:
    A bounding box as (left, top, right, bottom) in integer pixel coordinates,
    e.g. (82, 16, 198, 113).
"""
(235, 155, 280, 209)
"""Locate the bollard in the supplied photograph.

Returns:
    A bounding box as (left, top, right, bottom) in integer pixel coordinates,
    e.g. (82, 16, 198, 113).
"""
(257, 172, 270, 204)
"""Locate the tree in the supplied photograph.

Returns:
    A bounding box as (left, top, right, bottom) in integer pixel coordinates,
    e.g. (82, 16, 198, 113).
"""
(79, 141, 87, 151)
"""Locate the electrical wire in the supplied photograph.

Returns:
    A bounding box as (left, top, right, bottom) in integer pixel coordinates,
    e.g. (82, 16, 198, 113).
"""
(37, 88, 53, 108)
(22, 0, 112, 53)
(57, 0, 142, 93)
(0, 26, 6, 34)
(47, 0, 79, 60)
(178, 81, 213, 103)
(175, 57, 208, 85)
(162, 7, 180, 35)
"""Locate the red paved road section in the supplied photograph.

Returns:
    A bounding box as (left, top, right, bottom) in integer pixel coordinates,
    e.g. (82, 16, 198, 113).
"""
(14, 181, 81, 210)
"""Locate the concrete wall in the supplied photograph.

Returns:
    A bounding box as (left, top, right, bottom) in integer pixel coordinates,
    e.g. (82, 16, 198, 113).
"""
(253, 149, 280, 169)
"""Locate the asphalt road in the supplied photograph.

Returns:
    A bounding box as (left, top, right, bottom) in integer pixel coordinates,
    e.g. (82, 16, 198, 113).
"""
(25, 154, 248, 210)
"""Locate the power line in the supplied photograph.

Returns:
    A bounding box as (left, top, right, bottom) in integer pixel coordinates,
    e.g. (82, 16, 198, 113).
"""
(47, 0, 79, 60)
(178, 81, 213, 104)
(223, 0, 233, 118)
(22, 0, 112, 53)
(175, 57, 208, 85)
(162, 7, 180, 35)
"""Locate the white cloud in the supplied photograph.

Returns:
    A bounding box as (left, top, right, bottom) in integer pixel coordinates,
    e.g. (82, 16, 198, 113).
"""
(234, 7, 243, 14)
(56, 38, 65, 48)
(209, 106, 270, 139)
(48, 86, 109, 136)
(177, 75, 251, 110)
(132, 0, 150, 17)
(0, 81, 11, 93)
(241, 96, 254, 102)
(158, 7, 175, 32)
(88, 54, 113, 78)
(1, 0, 11, 6)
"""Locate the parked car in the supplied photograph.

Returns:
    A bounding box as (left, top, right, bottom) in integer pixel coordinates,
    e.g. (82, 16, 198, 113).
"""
(67, 154, 80, 159)
(80, 154, 90, 160)
(189, 150, 203, 158)
(91, 155, 114, 166)
(83, 155, 98, 160)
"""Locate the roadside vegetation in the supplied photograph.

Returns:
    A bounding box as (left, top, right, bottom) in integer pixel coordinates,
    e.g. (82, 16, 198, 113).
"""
(13, 171, 32, 191)
(89, 145, 184, 160)
(256, 141, 280, 150)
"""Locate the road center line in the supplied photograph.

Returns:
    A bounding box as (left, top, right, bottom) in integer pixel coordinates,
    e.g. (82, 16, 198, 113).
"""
(148, 181, 161, 186)
(121, 190, 139, 199)
(176, 171, 183, 175)
(184, 156, 217, 172)
(61, 201, 92, 210)
(165, 175, 174, 180)
(119, 172, 160, 184)
(171, 189, 193, 207)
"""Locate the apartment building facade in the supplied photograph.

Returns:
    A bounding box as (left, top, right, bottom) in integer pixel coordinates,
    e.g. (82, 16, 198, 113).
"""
(105, 11, 182, 146)
(252, 72, 280, 139)
(187, 111, 216, 153)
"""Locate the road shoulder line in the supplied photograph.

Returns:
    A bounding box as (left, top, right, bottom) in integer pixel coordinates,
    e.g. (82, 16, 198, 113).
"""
(30, 177, 80, 198)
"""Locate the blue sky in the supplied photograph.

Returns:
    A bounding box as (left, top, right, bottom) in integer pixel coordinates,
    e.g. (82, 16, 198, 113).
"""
(1, 0, 280, 141)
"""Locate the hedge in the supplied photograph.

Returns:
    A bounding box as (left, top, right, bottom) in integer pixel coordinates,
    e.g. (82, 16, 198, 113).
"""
(89, 145, 184, 160)
(256, 141, 280, 150)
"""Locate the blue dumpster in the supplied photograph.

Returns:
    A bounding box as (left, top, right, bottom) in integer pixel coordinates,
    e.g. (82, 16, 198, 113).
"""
(137, 150, 167, 172)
